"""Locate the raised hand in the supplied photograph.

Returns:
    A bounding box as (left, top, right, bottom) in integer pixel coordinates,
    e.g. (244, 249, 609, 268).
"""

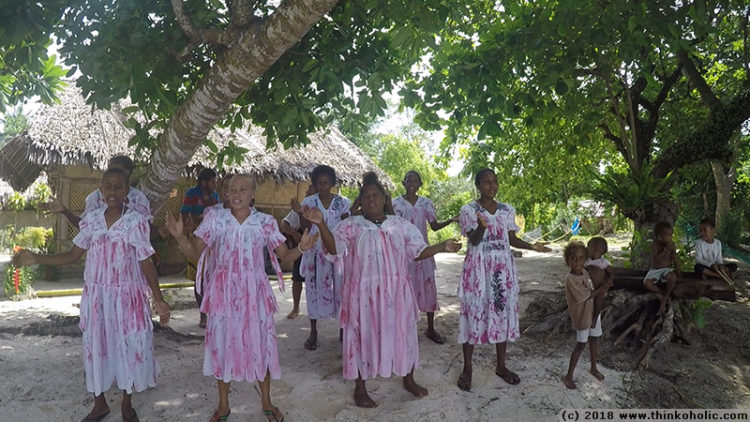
(532, 242, 551, 252)
(44, 197, 67, 213)
(302, 206, 324, 225)
(290, 197, 302, 213)
(155, 299, 171, 326)
(298, 228, 320, 251)
(443, 238, 462, 252)
(13, 249, 37, 267)
(476, 211, 488, 228)
(164, 212, 184, 238)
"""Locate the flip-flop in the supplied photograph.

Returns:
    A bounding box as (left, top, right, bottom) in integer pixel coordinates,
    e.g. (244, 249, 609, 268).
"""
(425, 331, 445, 344)
(210, 409, 230, 422)
(496, 369, 520, 385)
(81, 410, 110, 422)
(304, 337, 317, 350)
(263, 407, 284, 422)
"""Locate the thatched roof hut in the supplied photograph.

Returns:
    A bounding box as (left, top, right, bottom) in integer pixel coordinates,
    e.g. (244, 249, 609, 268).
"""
(0, 83, 389, 191)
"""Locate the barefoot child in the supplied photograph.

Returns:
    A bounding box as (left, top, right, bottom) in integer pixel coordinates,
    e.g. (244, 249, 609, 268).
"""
(298, 165, 350, 350)
(585, 237, 614, 324)
(456, 168, 550, 392)
(15, 167, 170, 422)
(304, 172, 461, 408)
(166, 174, 316, 422)
(694, 218, 737, 281)
(391, 170, 458, 344)
(562, 241, 611, 390)
(643, 221, 681, 313)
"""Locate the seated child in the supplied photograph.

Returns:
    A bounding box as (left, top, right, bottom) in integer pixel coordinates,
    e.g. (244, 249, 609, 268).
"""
(585, 237, 614, 324)
(562, 241, 611, 390)
(643, 221, 681, 314)
(694, 217, 737, 280)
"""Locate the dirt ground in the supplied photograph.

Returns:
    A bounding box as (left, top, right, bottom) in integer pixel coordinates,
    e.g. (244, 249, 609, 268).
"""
(0, 244, 748, 422)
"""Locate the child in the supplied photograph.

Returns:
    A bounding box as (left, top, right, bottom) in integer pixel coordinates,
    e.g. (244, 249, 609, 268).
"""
(562, 241, 611, 390)
(303, 172, 461, 408)
(280, 183, 316, 319)
(643, 221, 681, 314)
(694, 218, 738, 280)
(456, 168, 550, 392)
(15, 167, 170, 422)
(391, 170, 457, 344)
(165, 174, 315, 422)
(298, 165, 350, 350)
(585, 237, 614, 324)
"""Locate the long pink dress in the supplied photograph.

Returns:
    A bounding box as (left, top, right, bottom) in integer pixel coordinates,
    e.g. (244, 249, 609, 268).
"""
(194, 208, 286, 382)
(73, 207, 158, 395)
(457, 201, 521, 344)
(327, 216, 426, 380)
(392, 196, 439, 312)
(300, 193, 350, 320)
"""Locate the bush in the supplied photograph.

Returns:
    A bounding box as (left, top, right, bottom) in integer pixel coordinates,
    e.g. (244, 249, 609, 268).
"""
(3, 263, 34, 299)
(4, 192, 26, 211)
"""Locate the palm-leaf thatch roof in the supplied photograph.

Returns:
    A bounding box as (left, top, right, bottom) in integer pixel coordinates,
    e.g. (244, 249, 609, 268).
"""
(0, 83, 390, 191)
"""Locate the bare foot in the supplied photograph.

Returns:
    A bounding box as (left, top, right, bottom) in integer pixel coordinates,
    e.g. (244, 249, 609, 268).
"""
(304, 332, 317, 350)
(81, 408, 110, 422)
(353, 384, 377, 408)
(122, 408, 139, 422)
(590, 368, 605, 381)
(563, 375, 577, 390)
(457, 371, 472, 392)
(425, 329, 445, 344)
(286, 308, 300, 319)
(403, 377, 429, 398)
(495, 367, 520, 385)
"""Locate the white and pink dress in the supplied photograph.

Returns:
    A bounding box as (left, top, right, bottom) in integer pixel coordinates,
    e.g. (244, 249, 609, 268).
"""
(300, 193, 350, 320)
(458, 201, 521, 344)
(392, 195, 439, 312)
(194, 208, 286, 382)
(327, 215, 426, 380)
(73, 207, 158, 395)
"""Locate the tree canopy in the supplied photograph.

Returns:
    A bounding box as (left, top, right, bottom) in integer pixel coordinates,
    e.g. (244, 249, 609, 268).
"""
(406, 0, 750, 229)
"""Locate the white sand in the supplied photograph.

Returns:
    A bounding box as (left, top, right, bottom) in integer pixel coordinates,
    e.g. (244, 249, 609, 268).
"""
(0, 251, 632, 422)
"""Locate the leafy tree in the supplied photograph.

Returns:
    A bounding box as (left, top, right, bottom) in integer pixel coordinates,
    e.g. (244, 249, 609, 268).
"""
(52, 0, 459, 211)
(0, 0, 68, 110)
(1, 106, 30, 146)
(406, 0, 750, 242)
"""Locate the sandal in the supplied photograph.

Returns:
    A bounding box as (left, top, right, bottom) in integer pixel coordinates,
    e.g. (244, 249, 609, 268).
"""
(210, 409, 230, 422)
(263, 407, 284, 422)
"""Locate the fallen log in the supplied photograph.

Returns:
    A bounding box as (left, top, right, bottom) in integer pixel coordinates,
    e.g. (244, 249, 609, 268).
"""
(612, 268, 736, 302)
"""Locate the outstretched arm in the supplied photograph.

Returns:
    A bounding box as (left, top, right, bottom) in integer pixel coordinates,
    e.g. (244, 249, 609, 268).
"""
(274, 228, 319, 263)
(508, 230, 550, 252)
(46, 197, 82, 229)
(14, 246, 85, 267)
(429, 215, 458, 232)
(415, 238, 461, 261)
(302, 206, 337, 255)
(140, 259, 170, 326)
(165, 212, 206, 262)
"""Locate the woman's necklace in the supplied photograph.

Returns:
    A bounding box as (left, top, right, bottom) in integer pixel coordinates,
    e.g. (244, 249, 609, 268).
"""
(367, 214, 387, 225)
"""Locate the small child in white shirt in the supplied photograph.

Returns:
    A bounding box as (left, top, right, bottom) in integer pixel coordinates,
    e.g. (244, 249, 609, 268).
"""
(694, 218, 737, 280)
(585, 237, 614, 324)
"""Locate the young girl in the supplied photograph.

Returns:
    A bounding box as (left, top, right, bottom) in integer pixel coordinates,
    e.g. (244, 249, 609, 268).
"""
(303, 172, 461, 408)
(15, 167, 170, 422)
(299, 165, 351, 350)
(585, 237, 614, 324)
(456, 168, 550, 392)
(165, 174, 315, 422)
(391, 170, 457, 344)
(280, 183, 317, 319)
(562, 241, 611, 389)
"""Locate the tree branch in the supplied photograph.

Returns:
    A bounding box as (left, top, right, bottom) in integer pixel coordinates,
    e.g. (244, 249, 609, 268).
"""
(678, 49, 723, 113)
(171, 0, 240, 46)
(230, 0, 256, 28)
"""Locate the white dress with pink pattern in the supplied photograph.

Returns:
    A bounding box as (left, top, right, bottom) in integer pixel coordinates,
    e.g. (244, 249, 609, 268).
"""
(458, 201, 521, 344)
(327, 215, 426, 380)
(194, 208, 286, 382)
(73, 207, 158, 395)
(392, 195, 439, 312)
(300, 193, 350, 320)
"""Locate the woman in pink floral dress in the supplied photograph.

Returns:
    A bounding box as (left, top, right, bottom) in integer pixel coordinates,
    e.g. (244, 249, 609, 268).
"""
(299, 165, 350, 350)
(304, 172, 460, 408)
(456, 168, 549, 392)
(16, 168, 170, 422)
(166, 174, 316, 422)
(391, 170, 457, 344)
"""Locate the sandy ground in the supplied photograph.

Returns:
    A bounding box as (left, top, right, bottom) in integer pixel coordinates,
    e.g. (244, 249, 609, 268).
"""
(1, 247, 748, 422)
